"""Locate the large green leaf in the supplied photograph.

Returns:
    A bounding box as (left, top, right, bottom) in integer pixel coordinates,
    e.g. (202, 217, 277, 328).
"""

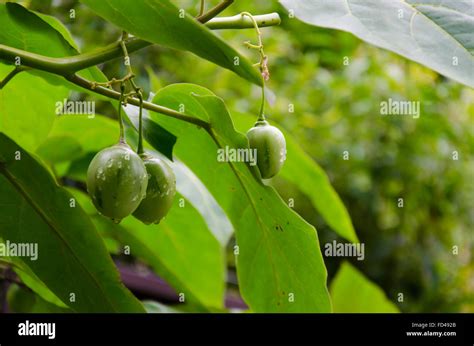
(8, 284, 71, 313)
(0, 2, 176, 159)
(0, 63, 69, 151)
(0, 246, 67, 308)
(118, 196, 226, 310)
(80, 0, 263, 85)
(0, 133, 144, 312)
(232, 113, 358, 243)
(280, 0, 474, 88)
(13, 259, 68, 308)
(148, 84, 331, 312)
(172, 159, 234, 246)
(0, 3, 76, 58)
(70, 186, 226, 311)
(37, 114, 119, 162)
(35, 115, 119, 166)
(330, 262, 399, 313)
(0, 3, 104, 83)
(0, 3, 96, 151)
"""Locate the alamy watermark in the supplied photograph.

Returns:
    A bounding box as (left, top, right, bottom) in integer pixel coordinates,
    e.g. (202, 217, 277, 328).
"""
(324, 240, 365, 261)
(55, 98, 95, 118)
(217, 146, 257, 166)
(380, 98, 420, 119)
(0, 240, 38, 261)
(18, 320, 55, 340)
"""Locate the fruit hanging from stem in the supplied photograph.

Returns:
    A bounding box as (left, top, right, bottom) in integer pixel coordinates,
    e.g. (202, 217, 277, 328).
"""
(247, 119, 286, 179)
(87, 143, 148, 223)
(133, 154, 176, 224)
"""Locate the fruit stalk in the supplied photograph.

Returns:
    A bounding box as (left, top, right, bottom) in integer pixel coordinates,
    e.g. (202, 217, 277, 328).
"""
(242, 12, 269, 121)
(118, 84, 126, 143)
(137, 91, 145, 155)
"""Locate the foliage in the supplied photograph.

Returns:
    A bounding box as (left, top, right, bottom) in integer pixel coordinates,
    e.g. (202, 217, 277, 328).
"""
(0, 0, 472, 313)
(330, 262, 399, 313)
(280, 0, 474, 88)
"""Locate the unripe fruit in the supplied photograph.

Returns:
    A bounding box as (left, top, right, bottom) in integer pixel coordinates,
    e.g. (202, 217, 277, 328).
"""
(87, 143, 148, 222)
(247, 120, 286, 179)
(133, 154, 176, 224)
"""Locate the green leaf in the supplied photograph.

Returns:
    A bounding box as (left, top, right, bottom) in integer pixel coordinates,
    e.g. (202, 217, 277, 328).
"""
(0, 252, 67, 308)
(0, 133, 144, 312)
(0, 3, 77, 58)
(45, 114, 119, 153)
(68, 186, 226, 310)
(0, 3, 176, 157)
(0, 3, 100, 151)
(35, 115, 119, 169)
(35, 12, 80, 51)
(118, 196, 226, 310)
(103, 200, 225, 310)
(31, 6, 117, 95)
(0, 63, 69, 152)
(79, 0, 263, 85)
(149, 84, 331, 312)
(0, 2, 105, 80)
(63, 153, 95, 182)
(7, 284, 71, 313)
(280, 0, 474, 88)
(232, 113, 358, 243)
(36, 136, 83, 164)
(27, 5, 174, 161)
(142, 300, 181, 313)
(172, 159, 234, 246)
(66, 188, 121, 254)
(13, 259, 68, 308)
(330, 262, 399, 313)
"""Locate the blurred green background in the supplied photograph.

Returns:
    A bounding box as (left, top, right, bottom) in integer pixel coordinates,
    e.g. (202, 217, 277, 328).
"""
(22, 0, 474, 312)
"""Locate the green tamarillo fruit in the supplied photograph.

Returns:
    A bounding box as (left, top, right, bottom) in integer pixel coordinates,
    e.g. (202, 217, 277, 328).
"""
(87, 143, 148, 222)
(133, 154, 176, 225)
(247, 120, 287, 179)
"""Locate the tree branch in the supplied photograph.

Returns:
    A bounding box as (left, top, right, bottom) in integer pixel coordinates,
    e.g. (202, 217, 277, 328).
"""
(0, 11, 281, 126)
(117, 261, 247, 310)
(206, 13, 281, 30)
(66, 74, 210, 129)
(0, 39, 150, 75)
(0, 13, 281, 77)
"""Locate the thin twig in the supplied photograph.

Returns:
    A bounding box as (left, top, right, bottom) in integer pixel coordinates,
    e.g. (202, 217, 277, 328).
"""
(205, 13, 281, 29)
(66, 74, 210, 130)
(199, 0, 205, 16)
(197, 0, 234, 23)
(0, 10, 280, 126)
(241, 12, 268, 120)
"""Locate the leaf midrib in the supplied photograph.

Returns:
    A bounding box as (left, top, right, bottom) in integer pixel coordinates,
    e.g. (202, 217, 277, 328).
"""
(343, 0, 472, 57)
(208, 129, 284, 308)
(407, 2, 474, 56)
